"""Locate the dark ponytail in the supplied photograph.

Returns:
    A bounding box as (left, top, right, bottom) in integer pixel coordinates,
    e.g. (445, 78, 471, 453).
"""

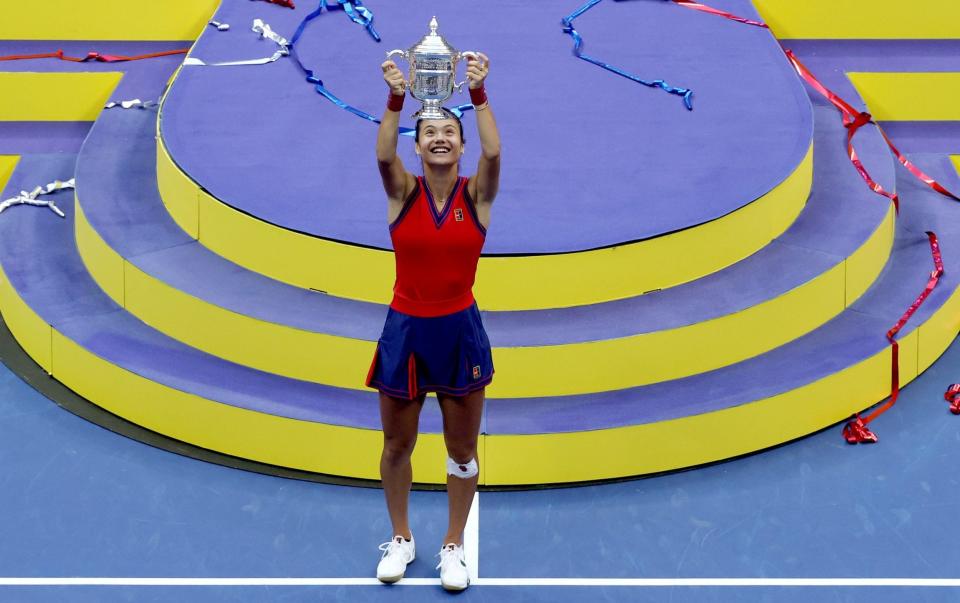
(414, 108, 465, 144)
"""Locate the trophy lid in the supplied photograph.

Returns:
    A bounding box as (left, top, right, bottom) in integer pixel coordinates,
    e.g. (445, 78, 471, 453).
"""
(409, 16, 459, 57)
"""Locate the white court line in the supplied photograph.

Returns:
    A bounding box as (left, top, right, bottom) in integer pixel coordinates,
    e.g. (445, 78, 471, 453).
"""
(1, 578, 960, 587)
(464, 491, 480, 581)
(474, 579, 960, 587)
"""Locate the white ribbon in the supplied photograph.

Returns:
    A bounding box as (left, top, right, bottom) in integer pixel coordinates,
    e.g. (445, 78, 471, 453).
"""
(184, 19, 289, 67)
(209, 20, 231, 31)
(0, 178, 74, 218)
(104, 99, 159, 110)
(252, 18, 289, 48)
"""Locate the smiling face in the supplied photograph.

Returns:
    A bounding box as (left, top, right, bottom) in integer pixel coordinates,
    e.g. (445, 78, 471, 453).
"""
(415, 117, 465, 167)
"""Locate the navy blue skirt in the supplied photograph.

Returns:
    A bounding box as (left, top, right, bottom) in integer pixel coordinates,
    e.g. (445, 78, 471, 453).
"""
(366, 303, 494, 400)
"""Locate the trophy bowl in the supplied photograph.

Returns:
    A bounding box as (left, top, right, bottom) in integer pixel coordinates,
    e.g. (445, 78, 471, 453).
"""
(387, 17, 479, 119)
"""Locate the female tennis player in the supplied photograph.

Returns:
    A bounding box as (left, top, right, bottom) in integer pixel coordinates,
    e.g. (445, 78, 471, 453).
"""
(367, 52, 500, 591)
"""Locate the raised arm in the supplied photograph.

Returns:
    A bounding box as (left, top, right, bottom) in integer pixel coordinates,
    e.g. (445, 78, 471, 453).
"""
(465, 53, 501, 210)
(377, 60, 416, 211)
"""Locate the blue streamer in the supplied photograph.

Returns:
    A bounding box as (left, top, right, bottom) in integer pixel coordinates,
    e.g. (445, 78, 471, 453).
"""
(561, 0, 693, 110)
(338, 0, 381, 41)
(288, 0, 472, 137)
(446, 103, 476, 120)
(289, 1, 411, 134)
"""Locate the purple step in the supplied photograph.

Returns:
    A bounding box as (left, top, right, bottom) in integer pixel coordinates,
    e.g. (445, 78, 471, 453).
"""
(0, 122, 91, 155)
(875, 122, 960, 156)
(1, 155, 117, 324)
(782, 40, 960, 105)
(76, 100, 890, 347)
(490, 232, 957, 434)
(0, 154, 442, 434)
(4, 151, 957, 437)
(489, 153, 960, 434)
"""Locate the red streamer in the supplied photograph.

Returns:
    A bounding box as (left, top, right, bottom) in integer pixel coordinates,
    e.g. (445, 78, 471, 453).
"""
(844, 111, 900, 213)
(875, 125, 960, 202)
(784, 50, 899, 212)
(668, 0, 768, 28)
(842, 416, 878, 444)
(945, 384, 960, 415)
(0, 48, 188, 63)
(258, 0, 296, 8)
(844, 232, 944, 443)
(785, 50, 960, 209)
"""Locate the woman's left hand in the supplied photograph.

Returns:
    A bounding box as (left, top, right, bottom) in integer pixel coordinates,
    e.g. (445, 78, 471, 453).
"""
(465, 52, 490, 90)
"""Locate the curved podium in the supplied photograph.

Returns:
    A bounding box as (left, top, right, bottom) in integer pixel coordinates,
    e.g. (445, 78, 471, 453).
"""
(1, 1, 959, 485)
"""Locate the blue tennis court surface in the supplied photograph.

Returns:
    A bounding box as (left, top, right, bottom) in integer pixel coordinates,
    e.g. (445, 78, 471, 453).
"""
(2, 330, 960, 602)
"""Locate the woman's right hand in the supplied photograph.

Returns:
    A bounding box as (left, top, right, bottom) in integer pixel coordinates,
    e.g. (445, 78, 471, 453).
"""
(382, 60, 407, 97)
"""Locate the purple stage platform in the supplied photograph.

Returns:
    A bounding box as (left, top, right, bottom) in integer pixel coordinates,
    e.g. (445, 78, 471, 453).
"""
(160, 0, 812, 254)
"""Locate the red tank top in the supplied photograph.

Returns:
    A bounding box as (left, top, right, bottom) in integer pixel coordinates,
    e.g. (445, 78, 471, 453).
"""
(389, 176, 486, 317)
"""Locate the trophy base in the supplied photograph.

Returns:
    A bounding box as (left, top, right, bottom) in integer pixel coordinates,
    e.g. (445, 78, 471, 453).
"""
(413, 102, 450, 120)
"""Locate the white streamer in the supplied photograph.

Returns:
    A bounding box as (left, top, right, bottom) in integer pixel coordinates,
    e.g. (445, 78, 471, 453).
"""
(252, 18, 289, 47)
(104, 99, 159, 110)
(0, 178, 74, 218)
(184, 19, 289, 67)
(209, 20, 231, 31)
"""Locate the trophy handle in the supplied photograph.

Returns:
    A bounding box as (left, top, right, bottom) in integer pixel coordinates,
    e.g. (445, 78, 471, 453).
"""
(456, 51, 483, 92)
(385, 49, 407, 62)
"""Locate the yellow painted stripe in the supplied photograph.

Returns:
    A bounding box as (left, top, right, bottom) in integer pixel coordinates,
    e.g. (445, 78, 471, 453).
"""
(193, 183, 395, 299)
(0, 158, 53, 372)
(849, 73, 960, 122)
(74, 201, 125, 306)
(846, 203, 896, 306)
(4, 243, 956, 485)
(753, 0, 960, 39)
(49, 326, 457, 484)
(158, 138, 813, 310)
(918, 156, 960, 371)
(155, 137, 199, 238)
(123, 257, 373, 387)
(75, 167, 892, 397)
(496, 203, 894, 397)
(0, 0, 219, 41)
(0, 258, 53, 374)
(477, 152, 810, 310)
(499, 259, 847, 397)
(918, 272, 960, 373)
(0, 155, 19, 192)
(0, 73, 120, 122)
(486, 327, 923, 485)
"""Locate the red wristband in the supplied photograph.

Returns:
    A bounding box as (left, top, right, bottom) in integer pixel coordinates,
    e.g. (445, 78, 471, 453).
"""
(387, 92, 405, 112)
(469, 86, 487, 107)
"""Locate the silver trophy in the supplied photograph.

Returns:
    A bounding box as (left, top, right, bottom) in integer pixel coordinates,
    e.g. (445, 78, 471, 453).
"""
(387, 17, 479, 119)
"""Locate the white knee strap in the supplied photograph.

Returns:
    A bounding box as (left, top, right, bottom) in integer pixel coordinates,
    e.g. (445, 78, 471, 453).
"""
(446, 456, 478, 479)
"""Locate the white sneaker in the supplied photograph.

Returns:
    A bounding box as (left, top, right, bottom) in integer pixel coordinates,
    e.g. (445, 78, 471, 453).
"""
(436, 543, 470, 591)
(376, 535, 415, 583)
